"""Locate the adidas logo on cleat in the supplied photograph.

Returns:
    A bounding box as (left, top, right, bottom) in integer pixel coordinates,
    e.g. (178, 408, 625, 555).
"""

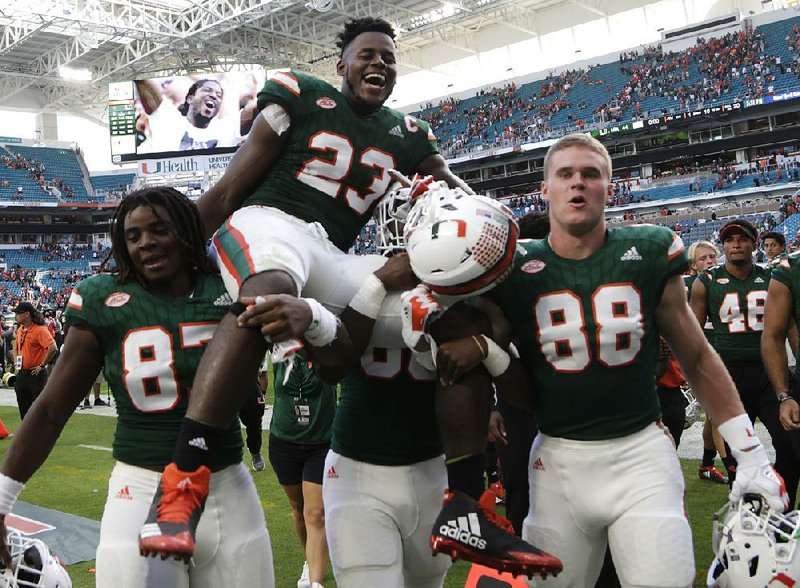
(439, 514, 486, 550)
(620, 246, 643, 261)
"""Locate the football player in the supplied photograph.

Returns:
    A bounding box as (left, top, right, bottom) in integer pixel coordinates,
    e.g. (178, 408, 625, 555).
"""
(138, 16, 522, 570)
(416, 134, 788, 586)
(0, 188, 274, 587)
(685, 240, 729, 485)
(762, 247, 800, 459)
(691, 218, 800, 506)
(237, 185, 563, 579)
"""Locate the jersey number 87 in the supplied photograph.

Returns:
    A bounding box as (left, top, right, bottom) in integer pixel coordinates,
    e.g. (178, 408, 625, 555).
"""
(121, 323, 217, 413)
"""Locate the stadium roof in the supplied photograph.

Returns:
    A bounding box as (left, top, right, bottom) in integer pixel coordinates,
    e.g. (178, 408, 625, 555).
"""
(0, 0, 771, 121)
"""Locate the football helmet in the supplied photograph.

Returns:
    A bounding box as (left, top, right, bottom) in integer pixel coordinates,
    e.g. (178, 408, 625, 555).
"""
(0, 531, 71, 588)
(707, 495, 800, 587)
(403, 181, 519, 298)
(374, 175, 435, 255)
(682, 386, 701, 429)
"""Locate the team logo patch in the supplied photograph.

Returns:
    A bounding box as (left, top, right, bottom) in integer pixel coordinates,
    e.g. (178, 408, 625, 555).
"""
(316, 97, 336, 109)
(521, 260, 546, 274)
(104, 292, 131, 308)
(716, 278, 730, 284)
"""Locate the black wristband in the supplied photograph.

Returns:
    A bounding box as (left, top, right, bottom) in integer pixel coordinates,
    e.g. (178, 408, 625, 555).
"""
(229, 302, 247, 316)
(777, 391, 793, 404)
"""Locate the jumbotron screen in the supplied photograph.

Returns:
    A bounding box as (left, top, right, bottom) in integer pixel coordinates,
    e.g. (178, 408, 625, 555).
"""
(108, 70, 269, 163)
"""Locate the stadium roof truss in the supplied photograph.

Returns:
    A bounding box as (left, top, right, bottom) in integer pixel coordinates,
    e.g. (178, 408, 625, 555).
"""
(0, 0, 665, 119)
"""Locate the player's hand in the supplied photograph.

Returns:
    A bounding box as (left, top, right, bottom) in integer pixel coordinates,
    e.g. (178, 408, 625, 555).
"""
(30, 365, 43, 376)
(401, 286, 444, 351)
(730, 458, 790, 513)
(779, 398, 800, 431)
(374, 252, 418, 292)
(238, 294, 312, 342)
(0, 516, 11, 569)
(488, 410, 508, 445)
(387, 170, 434, 199)
(436, 336, 485, 386)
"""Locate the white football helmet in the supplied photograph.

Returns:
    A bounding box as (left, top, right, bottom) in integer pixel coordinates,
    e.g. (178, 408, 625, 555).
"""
(682, 386, 701, 429)
(707, 495, 800, 587)
(403, 181, 519, 298)
(0, 531, 71, 588)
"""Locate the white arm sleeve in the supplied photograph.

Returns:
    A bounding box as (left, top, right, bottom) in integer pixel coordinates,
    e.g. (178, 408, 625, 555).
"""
(260, 103, 291, 136)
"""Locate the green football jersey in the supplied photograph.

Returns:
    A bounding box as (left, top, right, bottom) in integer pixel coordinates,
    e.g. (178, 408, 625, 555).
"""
(684, 273, 715, 344)
(770, 252, 800, 378)
(245, 70, 439, 251)
(491, 225, 688, 440)
(697, 264, 770, 364)
(271, 353, 337, 444)
(63, 273, 242, 469)
(332, 347, 443, 466)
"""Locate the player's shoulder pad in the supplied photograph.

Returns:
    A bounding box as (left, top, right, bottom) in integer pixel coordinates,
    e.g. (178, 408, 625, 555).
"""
(776, 251, 800, 272)
(67, 273, 120, 312)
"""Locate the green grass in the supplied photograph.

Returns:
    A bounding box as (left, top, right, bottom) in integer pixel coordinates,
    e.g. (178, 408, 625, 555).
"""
(0, 407, 728, 587)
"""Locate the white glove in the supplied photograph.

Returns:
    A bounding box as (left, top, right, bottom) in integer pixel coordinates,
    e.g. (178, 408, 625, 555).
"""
(400, 285, 444, 351)
(718, 414, 790, 513)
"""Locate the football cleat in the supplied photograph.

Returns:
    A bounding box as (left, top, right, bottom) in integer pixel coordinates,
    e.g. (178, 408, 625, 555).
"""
(699, 466, 729, 485)
(430, 490, 562, 579)
(297, 560, 310, 588)
(94, 397, 109, 407)
(138, 463, 210, 562)
(251, 453, 265, 472)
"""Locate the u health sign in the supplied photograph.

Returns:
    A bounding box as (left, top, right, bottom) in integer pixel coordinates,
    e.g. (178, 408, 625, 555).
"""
(137, 153, 234, 176)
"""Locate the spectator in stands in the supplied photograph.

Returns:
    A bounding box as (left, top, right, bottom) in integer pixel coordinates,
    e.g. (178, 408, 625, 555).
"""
(12, 302, 56, 420)
(762, 231, 786, 262)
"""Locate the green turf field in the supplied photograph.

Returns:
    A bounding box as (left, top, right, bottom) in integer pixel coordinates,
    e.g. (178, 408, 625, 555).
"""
(0, 405, 728, 587)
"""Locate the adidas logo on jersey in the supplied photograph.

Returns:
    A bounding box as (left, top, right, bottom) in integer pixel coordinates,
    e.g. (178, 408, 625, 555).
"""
(533, 458, 546, 471)
(388, 125, 404, 137)
(439, 514, 486, 550)
(620, 246, 643, 261)
(188, 437, 208, 451)
(213, 293, 233, 306)
(115, 486, 133, 500)
(326, 466, 339, 479)
(754, 277, 765, 283)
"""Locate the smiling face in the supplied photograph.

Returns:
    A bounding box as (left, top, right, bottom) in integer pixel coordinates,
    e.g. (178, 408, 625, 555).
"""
(337, 31, 397, 115)
(185, 81, 223, 127)
(124, 204, 191, 297)
(542, 146, 612, 238)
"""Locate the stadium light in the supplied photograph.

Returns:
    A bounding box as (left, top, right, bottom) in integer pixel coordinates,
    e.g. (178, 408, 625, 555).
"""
(59, 66, 92, 81)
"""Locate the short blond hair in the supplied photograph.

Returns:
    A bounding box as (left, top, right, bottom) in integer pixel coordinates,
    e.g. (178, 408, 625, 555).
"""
(543, 134, 612, 180)
(687, 240, 719, 274)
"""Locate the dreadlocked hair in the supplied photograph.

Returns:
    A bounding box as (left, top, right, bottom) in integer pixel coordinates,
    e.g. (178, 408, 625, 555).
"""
(177, 79, 218, 117)
(107, 186, 212, 286)
(336, 17, 395, 56)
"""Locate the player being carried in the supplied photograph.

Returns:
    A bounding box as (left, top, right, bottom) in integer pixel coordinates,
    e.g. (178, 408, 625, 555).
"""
(0, 187, 274, 587)
(139, 15, 558, 579)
